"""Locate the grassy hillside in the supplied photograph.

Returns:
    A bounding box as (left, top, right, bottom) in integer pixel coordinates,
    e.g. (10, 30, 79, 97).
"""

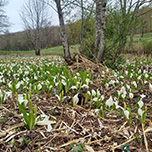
(133, 32, 152, 43)
(0, 45, 79, 55)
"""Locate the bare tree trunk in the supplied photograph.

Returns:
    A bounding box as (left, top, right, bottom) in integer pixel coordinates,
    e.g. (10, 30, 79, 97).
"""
(35, 49, 40, 55)
(93, 0, 101, 54)
(129, 29, 134, 53)
(55, 0, 72, 63)
(96, 0, 107, 61)
(35, 28, 41, 55)
(79, 0, 84, 53)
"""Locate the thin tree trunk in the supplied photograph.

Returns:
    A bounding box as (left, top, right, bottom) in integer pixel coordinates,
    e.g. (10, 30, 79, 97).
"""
(96, 0, 107, 61)
(35, 28, 41, 55)
(129, 29, 134, 53)
(79, 0, 84, 53)
(55, 0, 72, 63)
(35, 48, 40, 55)
(93, 0, 102, 54)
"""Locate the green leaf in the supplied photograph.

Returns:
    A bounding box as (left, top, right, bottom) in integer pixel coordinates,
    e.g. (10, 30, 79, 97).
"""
(104, 78, 109, 84)
(115, 90, 119, 98)
(34, 104, 37, 122)
(29, 109, 34, 130)
(73, 145, 84, 152)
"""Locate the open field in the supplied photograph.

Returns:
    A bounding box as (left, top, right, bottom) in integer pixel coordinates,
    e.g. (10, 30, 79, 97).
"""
(0, 55, 152, 151)
(0, 45, 79, 56)
(133, 32, 152, 43)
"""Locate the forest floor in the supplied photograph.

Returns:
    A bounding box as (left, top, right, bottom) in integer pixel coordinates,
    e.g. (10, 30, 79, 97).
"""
(0, 54, 152, 152)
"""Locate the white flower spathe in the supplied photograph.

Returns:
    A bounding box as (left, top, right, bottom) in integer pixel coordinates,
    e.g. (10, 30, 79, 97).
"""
(137, 75, 141, 80)
(5, 91, 12, 98)
(93, 97, 98, 102)
(145, 73, 148, 78)
(85, 78, 92, 85)
(106, 96, 114, 108)
(138, 100, 144, 108)
(55, 94, 60, 101)
(18, 94, 28, 106)
(61, 79, 66, 86)
(129, 93, 134, 99)
(100, 95, 104, 101)
(76, 72, 80, 76)
(140, 94, 146, 99)
(138, 108, 143, 117)
(37, 83, 42, 90)
(126, 84, 130, 90)
(109, 80, 116, 86)
(125, 71, 128, 75)
(37, 117, 52, 132)
(16, 83, 20, 89)
(149, 83, 152, 92)
(81, 84, 89, 89)
(120, 76, 124, 79)
(132, 81, 137, 88)
(124, 110, 129, 120)
(91, 89, 96, 96)
(76, 82, 81, 87)
(120, 86, 126, 94)
(73, 93, 79, 105)
(70, 86, 77, 90)
(121, 92, 127, 99)
(114, 100, 121, 109)
(49, 85, 53, 90)
(87, 91, 91, 95)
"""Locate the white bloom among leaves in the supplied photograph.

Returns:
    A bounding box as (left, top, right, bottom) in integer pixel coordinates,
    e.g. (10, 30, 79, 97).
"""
(138, 108, 143, 117)
(138, 100, 144, 108)
(61, 79, 66, 86)
(81, 84, 89, 89)
(140, 94, 146, 99)
(91, 89, 96, 96)
(37, 83, 42, 90)
(126, 84, 130, 90)
(55, 94, 60, 101)
(129, 93, 134, 99)
(100, 95, 104, 101)
(124, 110, 130, 120)
(36, 116, 52, 132)
(149, 83, 152, 92)
(132, 81, 137, 88)
(85, 78, 92, 85)
(73, 93, 79, 105)
(114, 100, 121, 109)
(121, 92, 127, 99)
(18, 94, 28, 106)
(70, 86, 77, 90)
(5, 91, 12, 98)
(87, 91, 91, 95)
(93, 97, 98, 102)
(106, 96, 114, 108)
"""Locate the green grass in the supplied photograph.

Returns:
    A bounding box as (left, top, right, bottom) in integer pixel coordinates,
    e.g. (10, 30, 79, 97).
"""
(0, 45, 79, 55)
(0, 50, 33, 54)
(125, 32, 152, 53)
(133, 32, 152, 43)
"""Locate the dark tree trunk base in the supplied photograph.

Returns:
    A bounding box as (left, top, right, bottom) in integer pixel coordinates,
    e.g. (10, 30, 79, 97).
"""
(35, 49, 40, 55)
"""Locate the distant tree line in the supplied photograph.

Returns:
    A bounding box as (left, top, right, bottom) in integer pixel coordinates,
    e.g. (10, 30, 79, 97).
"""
(0, 26, 62, 51)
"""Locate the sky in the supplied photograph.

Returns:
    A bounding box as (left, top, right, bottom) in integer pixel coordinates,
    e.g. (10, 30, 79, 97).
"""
(5, 0, 59, 33)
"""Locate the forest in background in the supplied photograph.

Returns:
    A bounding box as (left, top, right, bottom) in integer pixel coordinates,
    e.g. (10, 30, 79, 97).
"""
(0, 1, 152, 55)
